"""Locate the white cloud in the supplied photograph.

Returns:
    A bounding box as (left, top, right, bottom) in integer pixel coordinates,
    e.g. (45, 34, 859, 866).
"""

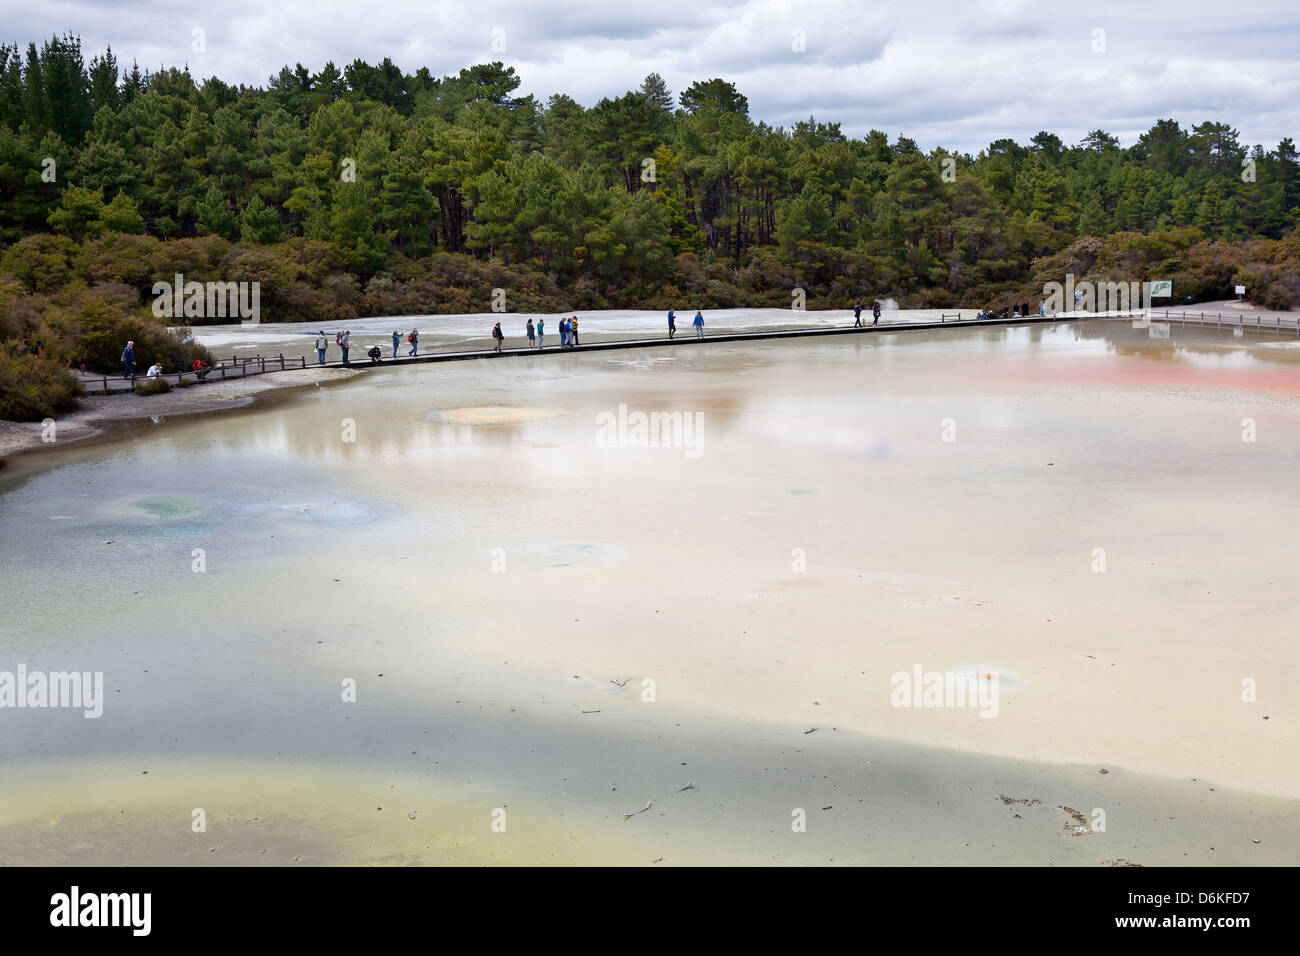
(5, 0, 1297, 152)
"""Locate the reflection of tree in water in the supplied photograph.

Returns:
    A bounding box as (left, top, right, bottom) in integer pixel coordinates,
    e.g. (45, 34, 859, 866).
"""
(1076, 319, 1300, 369)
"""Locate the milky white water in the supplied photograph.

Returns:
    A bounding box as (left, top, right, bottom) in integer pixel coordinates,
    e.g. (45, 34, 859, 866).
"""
(2, 318, 1298, 865)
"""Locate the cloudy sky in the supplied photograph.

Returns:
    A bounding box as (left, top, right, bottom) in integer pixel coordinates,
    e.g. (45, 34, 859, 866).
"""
(5, 0, 1299, 153)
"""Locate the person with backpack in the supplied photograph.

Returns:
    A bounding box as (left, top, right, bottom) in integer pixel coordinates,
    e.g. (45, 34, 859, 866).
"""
(668, 309, 676, 339)
(853, 303, 863, 327)
(392, 331, 401, 358)
(315, 331, 328, 365)
(337, 330, 350, 365)
(872, 301, 881, 325)
(492, 322, 504, 352)
(693, 311, 704, 339)
(408, 329, 419, 356)
(536, 318, 545, 350)
(121, 340, 136, 380)
(526, 318, 535, 349)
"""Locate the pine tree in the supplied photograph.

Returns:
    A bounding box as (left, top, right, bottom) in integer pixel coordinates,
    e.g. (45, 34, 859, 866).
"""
(98, 190, 143, 234)
(238, 196, 283, 244)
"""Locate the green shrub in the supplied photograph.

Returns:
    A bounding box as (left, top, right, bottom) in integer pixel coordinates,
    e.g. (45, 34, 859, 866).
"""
(133, 376, 172, 396)
(45, 287, 210, 374)
(0, 234, 82, 294)
(1255, 281, 1295, 311)
(80, 233, 161, 290)
(0, 343, 83, 421)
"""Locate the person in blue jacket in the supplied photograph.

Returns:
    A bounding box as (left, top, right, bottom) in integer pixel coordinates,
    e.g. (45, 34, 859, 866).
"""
(668, 310, 676, 339)
(121, 340, 136, 379)
(693, 311, 704, 339)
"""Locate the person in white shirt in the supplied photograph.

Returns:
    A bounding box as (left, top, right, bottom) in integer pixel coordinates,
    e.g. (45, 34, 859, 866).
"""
(146, 363, 162, 379)
(315, 331, 328, 365)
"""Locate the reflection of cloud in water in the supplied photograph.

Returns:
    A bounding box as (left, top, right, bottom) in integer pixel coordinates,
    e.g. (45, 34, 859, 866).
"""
(603, 356, 682, 370)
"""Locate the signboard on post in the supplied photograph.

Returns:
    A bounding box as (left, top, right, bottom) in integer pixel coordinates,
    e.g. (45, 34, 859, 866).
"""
(1235, 285, 1246, 297)
(1148, 280, 1173, 299)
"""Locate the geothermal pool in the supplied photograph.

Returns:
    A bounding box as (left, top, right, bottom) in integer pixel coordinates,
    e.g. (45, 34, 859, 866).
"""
(1, 318, 1298, 865)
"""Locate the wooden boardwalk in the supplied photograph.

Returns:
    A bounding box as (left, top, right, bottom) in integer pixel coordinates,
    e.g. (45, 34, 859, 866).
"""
(76, 308, 1295, 395)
